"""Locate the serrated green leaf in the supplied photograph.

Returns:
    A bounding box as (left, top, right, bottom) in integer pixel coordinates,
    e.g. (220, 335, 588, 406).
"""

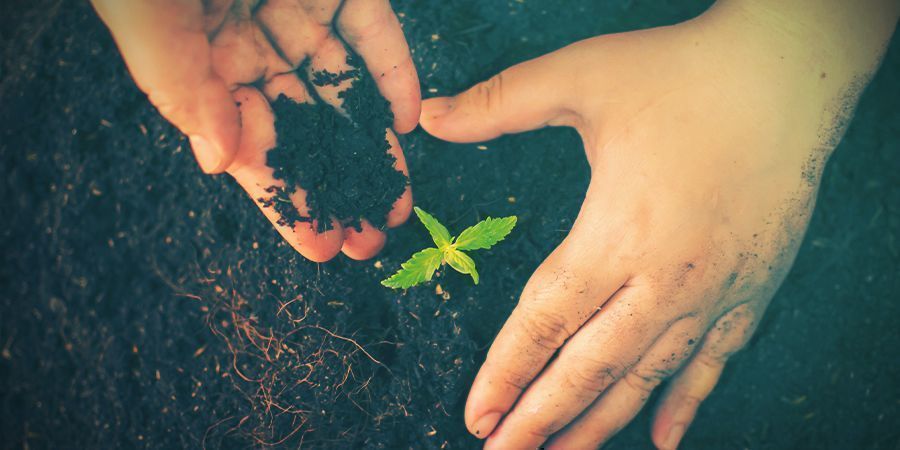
(414, 207, 452, 248)
(381, 247, 443, 289)
(454, 216, 517, 251)
(444, 248, 479, 285)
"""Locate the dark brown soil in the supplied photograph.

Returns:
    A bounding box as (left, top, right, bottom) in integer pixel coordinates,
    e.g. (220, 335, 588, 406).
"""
(263, 57, 407, 232)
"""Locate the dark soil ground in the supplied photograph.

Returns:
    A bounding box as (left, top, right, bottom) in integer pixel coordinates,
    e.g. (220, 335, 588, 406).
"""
(1, 1, 898, 449)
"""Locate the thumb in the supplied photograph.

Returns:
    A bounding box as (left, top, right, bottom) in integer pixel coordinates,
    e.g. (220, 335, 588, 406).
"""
(419, 48, 578, 143)
(92, 0, 239, 174)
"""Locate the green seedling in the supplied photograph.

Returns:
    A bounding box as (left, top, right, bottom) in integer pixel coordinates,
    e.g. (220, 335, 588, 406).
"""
(381, 207, 517, 289)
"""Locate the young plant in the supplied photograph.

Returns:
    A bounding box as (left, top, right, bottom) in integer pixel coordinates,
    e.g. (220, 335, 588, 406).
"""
(381, 207, 517, 289)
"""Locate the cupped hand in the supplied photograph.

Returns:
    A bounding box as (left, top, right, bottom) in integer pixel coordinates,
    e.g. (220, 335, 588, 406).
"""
(91, 0, 418, 261)
(421, 2, 889, 448)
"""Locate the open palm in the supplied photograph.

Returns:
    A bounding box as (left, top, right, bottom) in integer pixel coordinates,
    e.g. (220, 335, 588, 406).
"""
(92, 0, 418, 260)
(420, 2, 890, 447)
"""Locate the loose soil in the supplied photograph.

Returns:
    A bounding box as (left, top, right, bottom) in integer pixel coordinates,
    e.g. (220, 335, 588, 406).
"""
(1, 1, 898, 449)
(263, 56, 407, 232)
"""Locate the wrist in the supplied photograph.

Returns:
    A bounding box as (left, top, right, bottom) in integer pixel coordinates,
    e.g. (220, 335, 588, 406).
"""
(700, 0, 897, 82)
(683, 0, 896, 164)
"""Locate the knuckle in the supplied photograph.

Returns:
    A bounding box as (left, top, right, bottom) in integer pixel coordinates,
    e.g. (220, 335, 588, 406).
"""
(704, 326, 752, 360)
(337, 2, 394, 42)
(694, 349, 728, 369)
(564, 357, 623, 394)
(471, 73, 505, 113)
(514, 306, 572, 352)
(678, 391, 706, 407)
(499, 367, 532, 391)
(527, 421, 560, 440)
(623, 366, 667, 394)
(149, 93, 193, 129)
(343, 13, 385, 41)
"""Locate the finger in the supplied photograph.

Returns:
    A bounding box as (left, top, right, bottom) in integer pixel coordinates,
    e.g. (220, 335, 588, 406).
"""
(337, 0, 421, 133)
(483, 286, 670, 450)
(228, 87, 344, 262)
(465, 189, 631, 439)
(91, 0, 239, 173)
(651, 303, 760, 450)
(385, 130, 412, 227)
(264, 70, 410, 231)
(255, 0, 338, 67)
(419, 45, 580, 143)
(545, 317, 705, 450)
(305, 34, 358, 113)
(209, 9, 293, 87)
(341, 219, 387, 260)
(306, 36, 413, 229)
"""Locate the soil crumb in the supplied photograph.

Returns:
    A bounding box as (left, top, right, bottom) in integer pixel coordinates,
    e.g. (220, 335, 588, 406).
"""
(264, 55, 407, 232)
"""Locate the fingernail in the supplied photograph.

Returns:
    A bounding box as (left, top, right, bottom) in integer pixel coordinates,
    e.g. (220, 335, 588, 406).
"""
(471, 412, 502, 439)
(421, 97, 454, 120)
(188, 134, 225, 173)
(661, 424, 685, 450)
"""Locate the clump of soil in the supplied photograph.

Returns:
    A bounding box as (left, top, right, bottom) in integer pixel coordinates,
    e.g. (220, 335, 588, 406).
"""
(263, 55, 408, 232)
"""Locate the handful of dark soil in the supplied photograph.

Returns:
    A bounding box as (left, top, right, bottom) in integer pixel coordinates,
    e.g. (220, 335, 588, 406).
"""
(263, 55, 408, 232)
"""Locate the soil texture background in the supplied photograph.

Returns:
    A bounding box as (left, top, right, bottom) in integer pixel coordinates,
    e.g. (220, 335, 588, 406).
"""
(1, 0, 898, 448)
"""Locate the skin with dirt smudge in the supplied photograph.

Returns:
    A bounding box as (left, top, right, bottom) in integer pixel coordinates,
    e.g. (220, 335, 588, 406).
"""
(91, 0, 419, 262)
(420, 0, 897, 448)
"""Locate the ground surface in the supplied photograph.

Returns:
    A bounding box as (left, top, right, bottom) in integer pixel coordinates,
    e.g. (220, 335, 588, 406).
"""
(1, 1, 898, 449)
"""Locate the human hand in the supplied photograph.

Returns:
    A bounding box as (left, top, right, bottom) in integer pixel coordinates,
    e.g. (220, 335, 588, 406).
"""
(91, 0, 418, 261)
(420, 1, 896, 448)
